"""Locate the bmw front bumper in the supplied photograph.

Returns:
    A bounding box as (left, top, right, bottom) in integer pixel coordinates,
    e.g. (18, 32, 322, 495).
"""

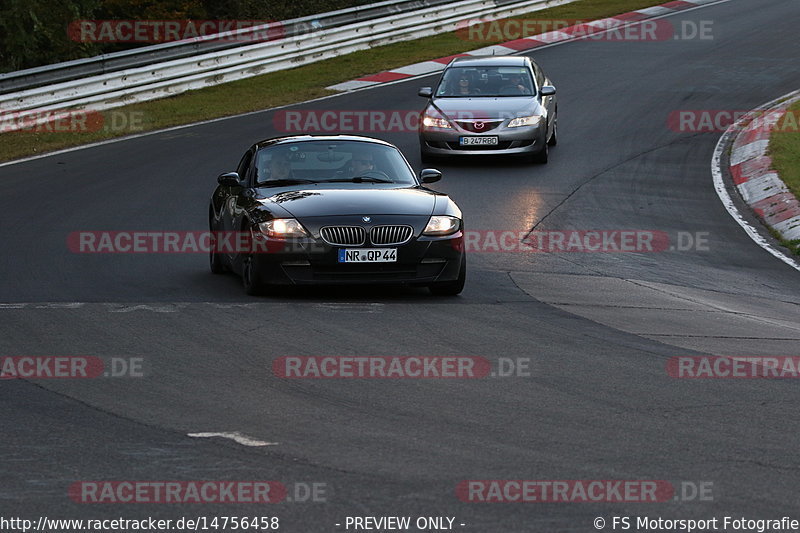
(247, 234, 465, 287)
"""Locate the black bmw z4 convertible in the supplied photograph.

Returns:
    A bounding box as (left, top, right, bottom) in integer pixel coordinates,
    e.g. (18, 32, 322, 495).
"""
(209, 135, 466, 296)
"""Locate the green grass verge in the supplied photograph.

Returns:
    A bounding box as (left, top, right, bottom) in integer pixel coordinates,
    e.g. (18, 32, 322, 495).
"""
(768, 99, 800, 255)
(769, 100, 800, 201)
(0, 0, 668, 163)
(767, 226, 800, 256)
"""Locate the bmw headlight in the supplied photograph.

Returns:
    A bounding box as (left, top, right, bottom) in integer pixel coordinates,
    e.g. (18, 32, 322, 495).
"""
(422, 114, 452, 129)
(508, 115, 543, 128)
(423, 215, 461, 236)
(257, 218, 309, 238)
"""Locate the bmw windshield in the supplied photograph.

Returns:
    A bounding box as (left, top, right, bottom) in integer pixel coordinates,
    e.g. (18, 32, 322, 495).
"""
(254, 141, 417, 186)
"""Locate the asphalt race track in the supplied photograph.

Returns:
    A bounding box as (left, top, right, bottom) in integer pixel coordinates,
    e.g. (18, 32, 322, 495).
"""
(2, 0, 800, 530)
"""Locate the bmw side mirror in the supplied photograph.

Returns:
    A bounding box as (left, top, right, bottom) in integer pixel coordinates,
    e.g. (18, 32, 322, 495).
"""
(539, 86, 556, 96)
(217, 171, 241, 186)
(420, 169, 442, 184)
(418, 87, 433, 98)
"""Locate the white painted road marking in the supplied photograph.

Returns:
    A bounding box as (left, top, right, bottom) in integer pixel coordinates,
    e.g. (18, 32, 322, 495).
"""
(188, 432, 278, 447)
(313, 303, 385, 313)
(106, 303, 187, 313)
(0, 301, 385, 312)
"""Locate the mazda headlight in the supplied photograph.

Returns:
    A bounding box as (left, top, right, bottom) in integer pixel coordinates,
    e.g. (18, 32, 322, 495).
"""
(508, 115, 543, 128)
(422, 114, 452, 129)
(423, 215, 461, 236)
(257, 218, 309, 238)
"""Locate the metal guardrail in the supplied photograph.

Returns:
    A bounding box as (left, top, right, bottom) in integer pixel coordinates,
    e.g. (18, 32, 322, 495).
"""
(0, 0, 574, 131)
(0, 0, 462, 94)
(0, 0, 453, 94)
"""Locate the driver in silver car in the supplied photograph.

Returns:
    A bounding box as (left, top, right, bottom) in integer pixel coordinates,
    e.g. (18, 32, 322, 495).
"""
(502, 73, 531, 95)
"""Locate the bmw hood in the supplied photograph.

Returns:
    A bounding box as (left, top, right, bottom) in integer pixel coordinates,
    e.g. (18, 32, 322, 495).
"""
(259, 188, 437, 218)
(430, 97, 543, 121)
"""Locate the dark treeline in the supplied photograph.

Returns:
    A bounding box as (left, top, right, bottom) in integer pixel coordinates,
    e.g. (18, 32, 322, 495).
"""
(0, 0, 375, 73)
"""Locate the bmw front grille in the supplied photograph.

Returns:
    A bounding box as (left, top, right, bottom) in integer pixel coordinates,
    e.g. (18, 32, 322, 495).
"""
(370, 225, 413, 245)
(320, 226, 366, 246)
(320, 225, 413, 246)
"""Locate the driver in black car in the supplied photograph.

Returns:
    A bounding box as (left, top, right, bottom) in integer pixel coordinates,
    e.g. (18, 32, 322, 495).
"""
(350, 152, 375, 175)
(334, 150, 390, 181)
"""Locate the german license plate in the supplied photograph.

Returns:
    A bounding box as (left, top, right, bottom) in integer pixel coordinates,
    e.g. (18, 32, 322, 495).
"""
(338, 248, 397, 263)
(460, 136, 498, 146)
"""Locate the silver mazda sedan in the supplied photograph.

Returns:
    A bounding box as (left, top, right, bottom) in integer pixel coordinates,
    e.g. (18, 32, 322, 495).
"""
(418, 56, 557, 163)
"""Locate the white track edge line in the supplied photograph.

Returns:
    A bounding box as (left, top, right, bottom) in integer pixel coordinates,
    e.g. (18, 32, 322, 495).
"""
(711, 88, 800, 273)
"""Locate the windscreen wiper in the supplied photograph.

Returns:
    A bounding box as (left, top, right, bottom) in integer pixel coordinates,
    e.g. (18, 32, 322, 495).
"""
(257, 178, 318, 187)
(324, 176, 393, 183)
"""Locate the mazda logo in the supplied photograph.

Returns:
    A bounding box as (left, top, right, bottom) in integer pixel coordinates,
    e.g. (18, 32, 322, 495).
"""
(474, 122, 484, 129)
